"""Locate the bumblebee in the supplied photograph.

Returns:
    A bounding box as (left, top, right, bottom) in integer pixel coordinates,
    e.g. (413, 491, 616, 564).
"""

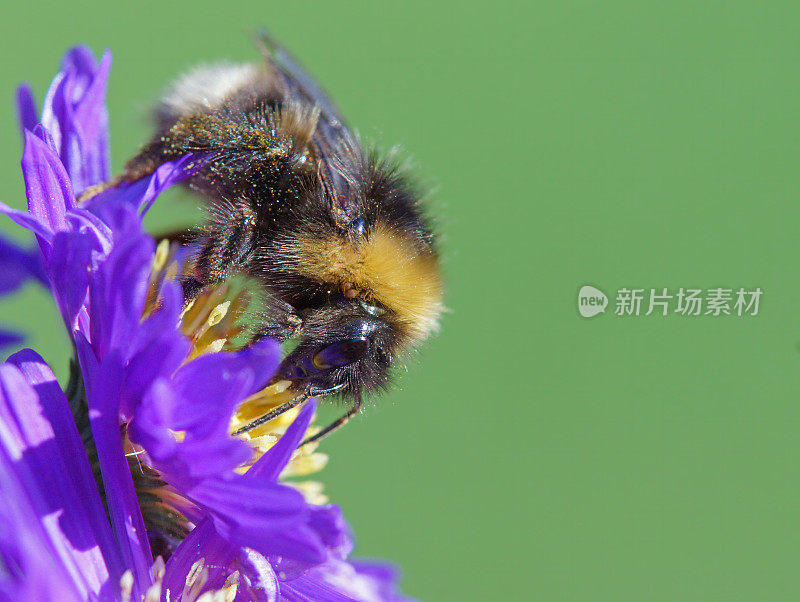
(117, 34, 443, 444)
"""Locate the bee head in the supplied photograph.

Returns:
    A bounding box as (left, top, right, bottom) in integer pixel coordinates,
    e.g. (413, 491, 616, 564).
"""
(273, 297, 397, 396)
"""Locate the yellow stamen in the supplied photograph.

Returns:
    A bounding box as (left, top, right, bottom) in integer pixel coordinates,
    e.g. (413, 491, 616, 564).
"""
(287, 480, 330, 505)
(179, 298, 196, 320)
(183, 559, 208, 600)
(203, 338, 226, 354)
(281, 452, 329, 477)
(153, 239, 170, 272)
(207, 300, 231, 326)
(165, 260, 179, 281)
(120, 571, 133, 602)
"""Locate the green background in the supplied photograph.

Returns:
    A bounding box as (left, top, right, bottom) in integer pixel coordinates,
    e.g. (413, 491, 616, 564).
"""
(1, 2, 799, 600)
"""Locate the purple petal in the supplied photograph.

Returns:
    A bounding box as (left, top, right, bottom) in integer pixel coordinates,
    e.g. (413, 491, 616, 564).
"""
(0, 200, 54, 240)
(88, 219, 154, 359)
(41, 71, 67, 150)
(348, 560, 404, 589)
(41, 47, 112, 193)
(267, 504, 352, 585)
(86, 154, 204, 216)
(69, 49, 111, 146)
(21, 129, 74, 238)
(32, 122, 60, 153)
(248, 398, 317, 482)
(307, 505, 353, 558)
(169, 356, 256, 435)
(348, 560, 417, 602)
(162, 519, 279, 602)
(128, 378, 251, 481)
(165, 433, 253, 480)
(15, 83, 38, 138)
(60, 46, 99, 88)
(281, 558, 416, 602)
(168, 339, 281, 438)
(48, 232, 93, 330)
(127, 379, 180, 463)
(189, 476, 309, 531)
(0, 445, 87, 602)
(75, 335, 153, 595)
(66, 210, 113, 255)
(279, 561, 362, 602)
(0, 329, 23, 352)
(119, 282, 190, 418)
(6, 350, 125, 580)
(138, 153, 206, 214)
(69, 50, 112, 191)
(0, 357, 121, 599)
(0, 235, 47, 293)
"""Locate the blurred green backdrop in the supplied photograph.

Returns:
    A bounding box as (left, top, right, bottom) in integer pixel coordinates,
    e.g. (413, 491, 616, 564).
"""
(2, 2, 800, 600)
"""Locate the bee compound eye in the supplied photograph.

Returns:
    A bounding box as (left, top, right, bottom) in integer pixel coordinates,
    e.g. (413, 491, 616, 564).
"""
(312, 338, 370, 370)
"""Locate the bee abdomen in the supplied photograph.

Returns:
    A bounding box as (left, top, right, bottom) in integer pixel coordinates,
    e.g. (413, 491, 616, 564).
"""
(156, 62, 265, 127)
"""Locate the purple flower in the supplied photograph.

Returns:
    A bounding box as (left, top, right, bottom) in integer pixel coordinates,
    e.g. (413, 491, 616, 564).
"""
(0, 46, 413, 601)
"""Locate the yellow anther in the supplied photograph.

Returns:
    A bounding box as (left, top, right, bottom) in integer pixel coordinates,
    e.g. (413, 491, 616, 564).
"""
(207, 301, 231, 326)
(153, 239, 170, 271)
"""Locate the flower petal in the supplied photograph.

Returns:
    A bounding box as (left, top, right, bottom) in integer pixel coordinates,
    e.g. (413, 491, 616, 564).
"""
(41, 46, 111, 193)
(0, 354, 122, 599)
(75, 335, 153, 595)
(6, 349, 125, 573)
(248, 398, 317, 482)
(87, 212, 154, 359)
(69, 49, 112, 184)
(21, 129, 75, 238)
(0, 235, 47, 293)
(190, 476, 310, 531)
(85, 153, 204, 217)
(0, 329, 23, 352)
(0, 200, 54, 240)
(119, 281, 190, 418)
(48, 232, 94, 330)
(307, 505, 353, 558)
(168, 338, 282, 437)
(15, 83, 38, 138)
(128, 378, 251, 481)
(0, 444, 87, 602)
(280, 558, 416, 602)
(162, 519, 279, 602)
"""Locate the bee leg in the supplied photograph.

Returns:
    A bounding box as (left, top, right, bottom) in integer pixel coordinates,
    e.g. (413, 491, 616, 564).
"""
(299, 392, 362, 448)
(232, 391, 309, 435)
